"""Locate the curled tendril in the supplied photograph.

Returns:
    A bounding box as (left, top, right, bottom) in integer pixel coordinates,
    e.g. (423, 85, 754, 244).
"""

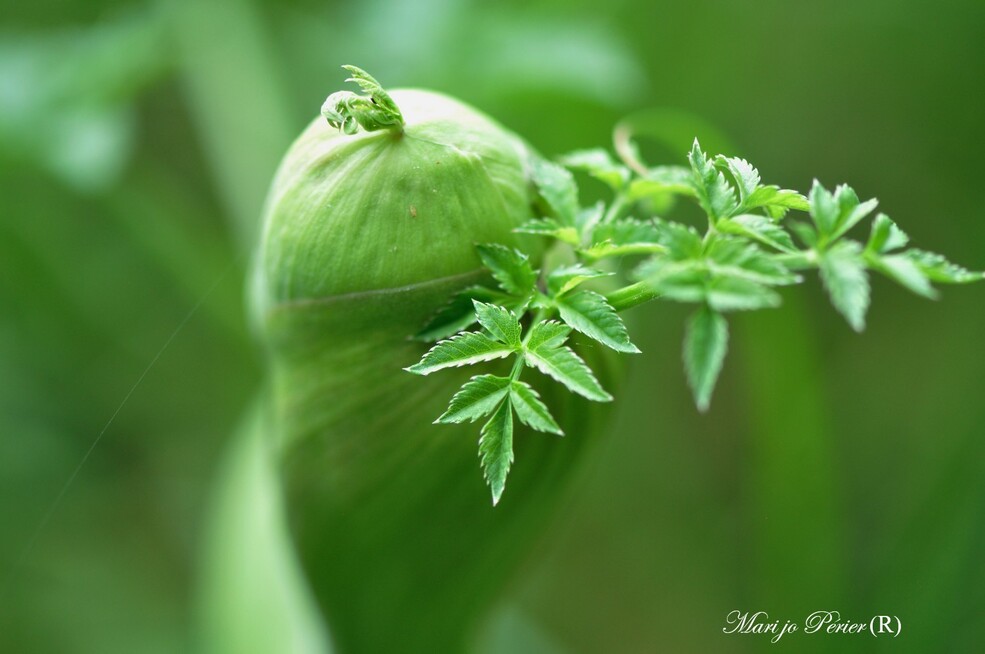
(321, 65, 404, 135)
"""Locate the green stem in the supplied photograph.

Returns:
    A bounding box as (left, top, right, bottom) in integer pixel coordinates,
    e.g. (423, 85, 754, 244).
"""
(702, 221, 718, 245)
(612, 121, 649, 176)
(522, 307, 551, 341)
(601, 194, 629, 225)
(605, 281, 659, 312)
(773, 249, 817, 270)
(509, 354, 525, 380)
(510, 306, 550, 381)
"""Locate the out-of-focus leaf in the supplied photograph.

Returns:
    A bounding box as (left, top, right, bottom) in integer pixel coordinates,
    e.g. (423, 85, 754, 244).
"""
(683, 305, 728, 412)
(531, 159, 580, 226)
(476, 244, 537, 299)
(718, 214, 797, 252)
(559, 148, 630, 190)
(904, 249, 984, 284)
(547, 264, 611, 297)
(866, 213, 910, 254)
(872, 255, 936, 299)
(582, 219, 666, 260)
(809, 181, 878, 243)
(819, 240, 870, 331)
(0, 12, 169, 191)
(514, 218, 580, 246)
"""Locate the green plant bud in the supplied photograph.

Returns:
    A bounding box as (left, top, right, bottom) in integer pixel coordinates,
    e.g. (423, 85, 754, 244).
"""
(208, 73, 616, 654)
(252, 88, 539, 324)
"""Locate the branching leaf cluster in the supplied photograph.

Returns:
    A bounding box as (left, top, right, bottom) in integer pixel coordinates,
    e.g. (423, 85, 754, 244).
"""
(406, 242, 621, 504)
(407, 137, 983, 504)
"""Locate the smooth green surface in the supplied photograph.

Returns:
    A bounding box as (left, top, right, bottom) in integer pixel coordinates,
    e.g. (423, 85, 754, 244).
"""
(259, 274, 616, 651)
(255, 89, 535, 311)
(198, 400, 330, 654)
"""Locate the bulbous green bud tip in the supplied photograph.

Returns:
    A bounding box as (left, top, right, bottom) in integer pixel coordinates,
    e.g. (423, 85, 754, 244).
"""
(321, 65, 404, 135)
(256, 87, 541, 319)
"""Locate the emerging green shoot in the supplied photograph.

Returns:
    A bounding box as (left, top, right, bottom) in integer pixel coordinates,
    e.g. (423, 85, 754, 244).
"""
(321, 65, 404, 134)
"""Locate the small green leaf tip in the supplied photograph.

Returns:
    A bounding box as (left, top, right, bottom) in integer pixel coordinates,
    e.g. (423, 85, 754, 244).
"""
(684, 306, 728, 412)
(480, 399, 514, 505)
(321, 65, 404, 135)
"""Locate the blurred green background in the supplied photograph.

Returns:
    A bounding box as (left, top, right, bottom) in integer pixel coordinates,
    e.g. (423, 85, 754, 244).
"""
(2, 0, 983, 652)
